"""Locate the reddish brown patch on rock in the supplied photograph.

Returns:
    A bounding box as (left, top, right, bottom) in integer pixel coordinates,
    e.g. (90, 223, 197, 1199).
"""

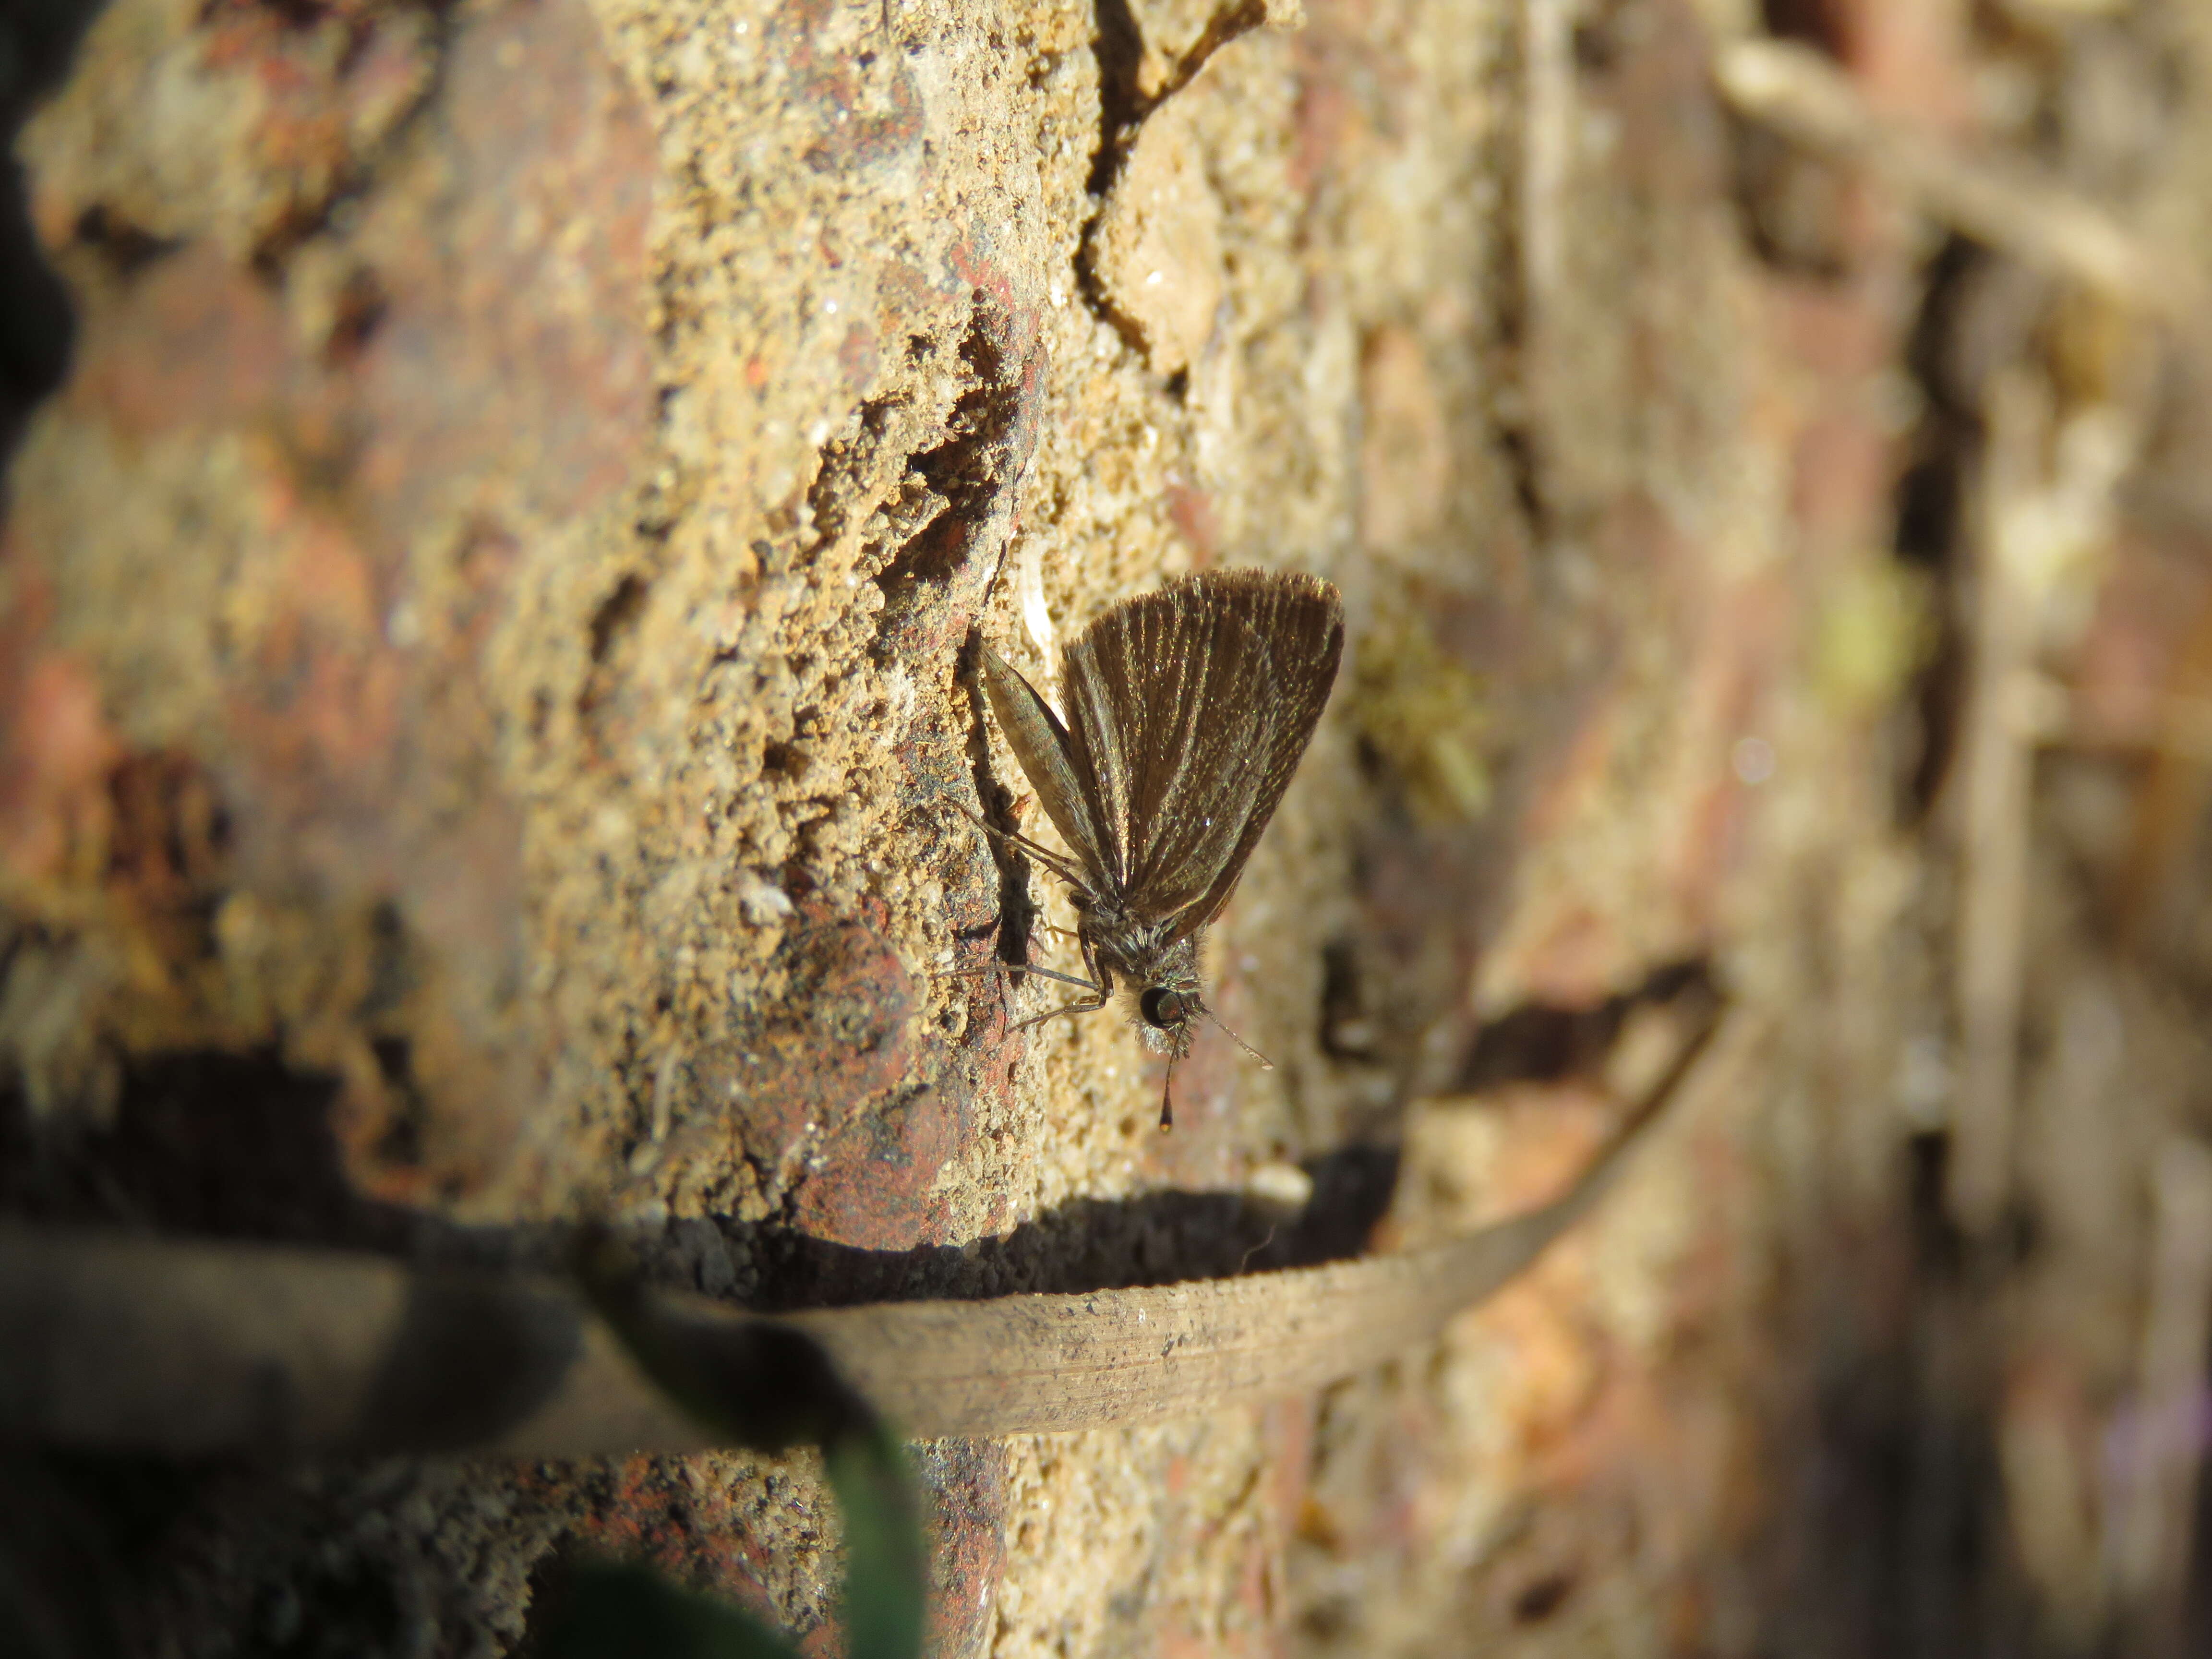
(1287, 29, 1369, 201)
(544, 1454, 817, 1636)
(777, 0, 925, 178)
(0, 631, 118, 888)
(793, 1079, 962, 1249)
(66, 243, 293, 438)
(350, 0, 655, 544)
(0, 555, 119, 885)
(875, 259, 940, 323)
(837, 320, 880, 393)
(189, 0, 440, 254)
(699, 905, 920, 1164)
(1164, 480, 1217, 562)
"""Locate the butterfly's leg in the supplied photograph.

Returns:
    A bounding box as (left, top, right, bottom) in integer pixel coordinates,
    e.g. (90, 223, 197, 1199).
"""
(933, 957, 1099, 989)
(948, 799, 1094, 893)
(1008, 994, 1108, 1034)
(1007, 960, 1111, 1034)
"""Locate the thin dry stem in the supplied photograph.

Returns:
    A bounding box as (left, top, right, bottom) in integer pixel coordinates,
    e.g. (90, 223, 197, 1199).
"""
(1950, 373, 2044, 1234)
(1715, 38, 2204, 332)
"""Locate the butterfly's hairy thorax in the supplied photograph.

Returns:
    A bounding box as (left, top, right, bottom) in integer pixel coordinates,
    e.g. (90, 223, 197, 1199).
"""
(1074, 897, 1204, 1057)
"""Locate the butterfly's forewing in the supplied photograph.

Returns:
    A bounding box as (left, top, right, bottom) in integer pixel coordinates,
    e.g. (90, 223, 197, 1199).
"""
(1060, 570, 1343, 936)
(979, 645, 1115, 890)
(1175, 572, 1344, 933)
(1065, 595, 1272, 918)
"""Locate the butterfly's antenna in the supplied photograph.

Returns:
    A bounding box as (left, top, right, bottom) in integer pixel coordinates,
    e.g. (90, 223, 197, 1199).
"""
(1158, 1062, 1175, 1132)
(1205, 1009, 1274, 1070)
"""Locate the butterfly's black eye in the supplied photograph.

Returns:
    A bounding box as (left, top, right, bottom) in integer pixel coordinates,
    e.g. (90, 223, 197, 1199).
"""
(1140, 986, 1188, 1029)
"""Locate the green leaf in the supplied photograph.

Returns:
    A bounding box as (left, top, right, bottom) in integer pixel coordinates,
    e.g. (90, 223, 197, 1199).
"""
(825, 1425, 926, 1659)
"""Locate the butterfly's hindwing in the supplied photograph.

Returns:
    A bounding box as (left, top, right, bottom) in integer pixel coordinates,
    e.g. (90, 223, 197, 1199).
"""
(1057, 570, 1344, 936)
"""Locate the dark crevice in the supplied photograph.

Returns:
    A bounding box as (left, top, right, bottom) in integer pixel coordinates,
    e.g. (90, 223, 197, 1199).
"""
(873, 302, 1027, 609)
(0, 1048, 409, 1250)
(255, 0, 344, 29)
(366, 1035, 425, 1171)
(905, 324, 1013, 542)
(1318, 936, 1379, 1061)
(1776, 1123, 2020, 1656)
(1893, 448, 1962, 569)
(956, 625, 1038, 974)
(578, 570, 649, 751)
(1072, 240, 1150, 369)
(321, 263, 388, 364)
(1086, 0, 1148, 199)
(105, 749, 230, 903)
(0, 157, 74, 463)
(0, 0, 110, 464)
(804, 393, 905, 559)
(1073, 0, 1147, 353)
(1484, 10, 1550, 546)
(1896, 470, 1968, 823)
(1892, 235, 1985, 825)
(1760, 0, 1847, 54)
(1138, 0, 1270, 124)
(1074, 0, 1270, 343)
(362, 897, 416, 1018)
(1495, 421, 1549, 544)
(1904, 1128, 1965, 1280)
(1511, 1572, 1576, 1624)
(1728, 112, 1853, 280)
(1570, 0, 1630, 74)
(762, 739, 810, 781)
(72, 203, 181, 279)
(585, 572, 648, 666)
(1458, 959, 1712, 1091)
(858, 391, 901, 438)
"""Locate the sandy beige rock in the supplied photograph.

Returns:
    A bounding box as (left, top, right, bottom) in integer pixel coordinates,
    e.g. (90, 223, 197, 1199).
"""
(1092, 97, 1225, 378)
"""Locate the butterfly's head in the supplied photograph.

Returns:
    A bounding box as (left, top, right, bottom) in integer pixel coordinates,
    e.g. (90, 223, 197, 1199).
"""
(1137, 982, 1200, 1056)
(1126, 945, 1272, 1132)
(1134, 975, 1202, 1133)
(1098, 925, 1201, 1058)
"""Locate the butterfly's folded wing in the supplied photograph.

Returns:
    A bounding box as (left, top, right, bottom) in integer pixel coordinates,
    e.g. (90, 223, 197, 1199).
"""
(1061, 570, 1343, 937)
(980, 645, 1117, 889)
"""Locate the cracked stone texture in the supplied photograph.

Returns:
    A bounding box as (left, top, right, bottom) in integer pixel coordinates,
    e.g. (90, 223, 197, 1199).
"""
(2, 0, 1937, 1653)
